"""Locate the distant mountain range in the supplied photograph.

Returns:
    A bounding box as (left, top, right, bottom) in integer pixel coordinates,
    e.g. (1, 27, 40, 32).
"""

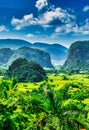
(8, 47, 53, 68)
(0, 39, 68, 66)
(0, 39, 32, 49)
(32, 42, 67, 65)
(63, 41, 89, 72)
(2, 39, 89, 71)
(0, 47, 53, 69)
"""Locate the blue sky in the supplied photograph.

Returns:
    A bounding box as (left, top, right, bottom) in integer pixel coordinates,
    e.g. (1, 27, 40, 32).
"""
(0, 0, 89, 47)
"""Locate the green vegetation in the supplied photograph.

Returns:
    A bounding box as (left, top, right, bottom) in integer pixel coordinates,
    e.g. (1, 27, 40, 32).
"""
(0, 48, 14, 67)
(0, 39, 68, 66)
(0, 68, 6, 76)
(7, 58, 46, 82)
(0, 73, 89, 129)
(63, 40, 89, 72)
(33, 42, 68, 65)
(8, 46, 53, 68)
(1, 39, 89, 130)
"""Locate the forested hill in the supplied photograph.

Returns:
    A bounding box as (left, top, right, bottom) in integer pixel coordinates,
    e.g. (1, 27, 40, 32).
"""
(7, 46, 53, 68)
(63, 41, 89, 71)
(0, 48, 14, 66)
(33, 42, 67, 65)
(0, 39, 68, 65)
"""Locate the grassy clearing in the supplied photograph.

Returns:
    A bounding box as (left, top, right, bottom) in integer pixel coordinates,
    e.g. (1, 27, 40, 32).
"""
(11, 73, 89, 92)
(48, 74, 89, 90)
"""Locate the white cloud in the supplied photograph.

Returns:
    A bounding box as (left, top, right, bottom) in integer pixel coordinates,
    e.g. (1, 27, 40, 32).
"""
(78, 19, 89, 34)
(11, 7, 75, 30)
(54, 19, 89, 36)
(38, 7, 76, 26)
(11, 14, 37, 30)
(10, 0, 89, 39)
(25, 33, 34, 38)
(55, 23, 77, 34)
(35, 0, 48, 10)
(0, 25, 9, 32)
(83, 5, 89, 12)
(11, 0, 76, 35)
(39, 8, 67, 24)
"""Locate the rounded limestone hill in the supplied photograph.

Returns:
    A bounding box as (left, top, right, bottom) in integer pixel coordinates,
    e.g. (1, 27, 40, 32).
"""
(7, 58, 47, 82)
(63, 41, 89, 71)
(7, 46, 53, 68)
(0, 48, 14, 65)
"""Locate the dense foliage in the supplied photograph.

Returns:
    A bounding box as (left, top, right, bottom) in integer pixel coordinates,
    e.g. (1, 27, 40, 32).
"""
(7, 58, 46, 82)
(0, 68, 6, 76)
(0, 74, 89, 129)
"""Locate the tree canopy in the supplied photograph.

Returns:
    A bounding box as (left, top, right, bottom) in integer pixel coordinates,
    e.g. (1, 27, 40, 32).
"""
(7, 58, 46, 82)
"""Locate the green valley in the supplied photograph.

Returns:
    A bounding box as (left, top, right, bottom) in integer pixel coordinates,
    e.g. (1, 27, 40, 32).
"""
(0, 73, 89, 130)
(0, 0, 89, 129)
(0, 40, 89, 129)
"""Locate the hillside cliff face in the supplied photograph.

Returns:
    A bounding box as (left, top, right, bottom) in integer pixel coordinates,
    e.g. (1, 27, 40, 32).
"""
(7, 47, 53, 68)
(0, 39, 67, 65)
(0, 48, 14, 66)
(33, 42, 67, 65)
(63, 41, 89, 71)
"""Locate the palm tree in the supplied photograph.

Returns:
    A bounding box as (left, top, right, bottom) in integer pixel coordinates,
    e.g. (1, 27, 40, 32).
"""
(43, 85, 89, 130)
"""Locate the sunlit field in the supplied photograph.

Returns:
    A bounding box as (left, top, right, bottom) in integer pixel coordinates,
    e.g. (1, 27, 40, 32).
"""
(15, 74, 89, 92)
(0, 73, 89, 129)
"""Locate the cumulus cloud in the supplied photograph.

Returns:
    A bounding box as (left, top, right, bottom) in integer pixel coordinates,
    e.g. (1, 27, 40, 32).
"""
(54, 19, 89, 36)
(55, 23, 77, 34)
(35, 0, 48, 10)
(12, 0, 87, 36)
(11, 14, 37, 30)
(11, 7, 75, 30)
(25, 33, 34, 38)
(10, 0, 89, 38)
(78, 19, 89, 35)
(38, 7, 75, 26)
(83, 5, 89, 12)
(0, 25, 9, 32)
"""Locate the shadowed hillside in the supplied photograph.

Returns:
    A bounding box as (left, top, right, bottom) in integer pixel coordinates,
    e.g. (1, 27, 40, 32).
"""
(0, 39, 68, 66)
(63, 41, 89, 72)
(7, 46, 53, 68)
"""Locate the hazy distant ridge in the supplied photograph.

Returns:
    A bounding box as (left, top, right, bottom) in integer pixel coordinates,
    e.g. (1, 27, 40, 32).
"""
(0, 39, 68, 65)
